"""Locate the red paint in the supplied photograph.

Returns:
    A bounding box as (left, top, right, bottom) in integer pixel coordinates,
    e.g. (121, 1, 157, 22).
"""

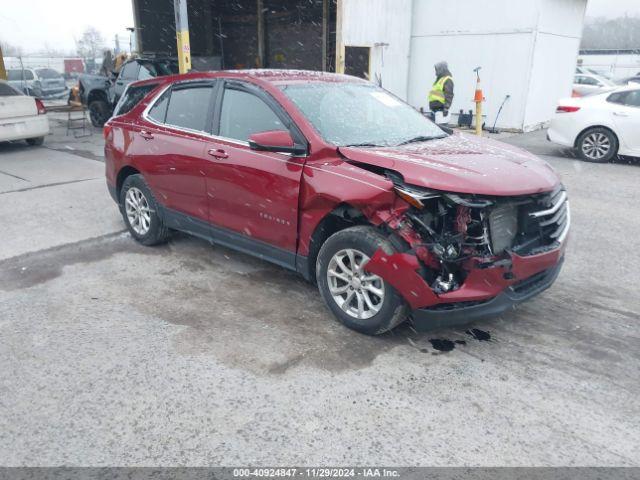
(249, 130, 295, 148)
(104, 70, 567, 313)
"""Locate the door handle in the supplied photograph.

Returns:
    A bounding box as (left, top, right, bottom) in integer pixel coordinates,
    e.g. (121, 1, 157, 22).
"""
(140, 130, 154, 140)
(207, 148, 228, 159)
(613, 112, 629, 117)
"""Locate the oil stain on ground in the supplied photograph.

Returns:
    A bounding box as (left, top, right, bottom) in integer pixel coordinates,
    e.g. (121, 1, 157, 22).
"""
(428, 339, 467, 353)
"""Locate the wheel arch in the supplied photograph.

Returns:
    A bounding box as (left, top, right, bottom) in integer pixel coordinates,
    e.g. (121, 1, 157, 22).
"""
(300, 203, 372, 282)
(574, 124, 619, 149)
(88, 89, 109, 105)
(116, 165, 141, 199)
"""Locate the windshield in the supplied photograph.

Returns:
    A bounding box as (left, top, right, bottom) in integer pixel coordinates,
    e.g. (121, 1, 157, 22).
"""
(36, 68, 62, 79)
(280, 82, 446, 147)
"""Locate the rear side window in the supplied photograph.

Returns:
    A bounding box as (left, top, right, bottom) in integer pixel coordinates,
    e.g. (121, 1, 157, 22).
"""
(0, 82, 21, 96)
(623, 90, 640, 107)
(219, 88, 284, 141)
(608, 90, 640, 107)
(7, 70, 34, 81)
(165, 86, 213, 131)
(114, 83, 158, 117)
(36, 68, 61, 79)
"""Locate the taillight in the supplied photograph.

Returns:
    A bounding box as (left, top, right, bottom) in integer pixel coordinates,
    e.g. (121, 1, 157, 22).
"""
(103, 124, 113, 140)
(556, 105, 580, 113)
(571, 90, 582, 98)
(35, 98, 47, 115)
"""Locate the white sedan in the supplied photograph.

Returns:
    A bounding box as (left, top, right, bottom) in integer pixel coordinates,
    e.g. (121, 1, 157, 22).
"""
(0, 79, 49, 146)
(548, 85, 640, 163)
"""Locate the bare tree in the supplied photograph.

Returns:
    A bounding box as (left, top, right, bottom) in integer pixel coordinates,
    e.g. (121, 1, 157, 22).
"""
(581, 15, 640, 50)
(75, 26, 105, 62)
(0, 39, 23, 57)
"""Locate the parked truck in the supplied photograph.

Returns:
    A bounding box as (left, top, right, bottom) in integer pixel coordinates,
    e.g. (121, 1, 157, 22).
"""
(78, 57, 178, 127)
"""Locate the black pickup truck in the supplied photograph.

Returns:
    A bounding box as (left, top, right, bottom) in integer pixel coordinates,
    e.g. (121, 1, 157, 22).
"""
(78, 57, 178, 127)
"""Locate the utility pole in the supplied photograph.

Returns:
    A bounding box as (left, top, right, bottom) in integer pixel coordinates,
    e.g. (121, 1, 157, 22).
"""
(0, 44, 6, 81)
(174, 0, 192, 74)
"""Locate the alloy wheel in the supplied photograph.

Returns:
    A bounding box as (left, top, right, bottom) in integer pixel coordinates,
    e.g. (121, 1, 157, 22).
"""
(125, 187, 152, 235)
(326, 248, 385, 320)
(582, 132, 611, 160)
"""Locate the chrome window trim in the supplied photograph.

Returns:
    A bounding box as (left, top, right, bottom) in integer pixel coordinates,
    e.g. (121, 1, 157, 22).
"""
(140, 81, 301, 155)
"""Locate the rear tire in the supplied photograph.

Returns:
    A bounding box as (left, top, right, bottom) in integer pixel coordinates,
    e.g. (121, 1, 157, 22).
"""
(576, 127, 618, 163)
(88, 99, 111, 127)
(120, 174, 170, 246)
(316, 226, 409, 335)
(26, 137, 44, 146)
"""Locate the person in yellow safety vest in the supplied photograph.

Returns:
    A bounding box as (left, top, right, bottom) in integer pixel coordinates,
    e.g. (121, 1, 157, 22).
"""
(428, 61, 454, 118)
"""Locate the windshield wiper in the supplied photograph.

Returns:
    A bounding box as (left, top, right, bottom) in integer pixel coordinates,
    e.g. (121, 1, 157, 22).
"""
(343, 142, 384, 148)
(397, 135, 447, 146)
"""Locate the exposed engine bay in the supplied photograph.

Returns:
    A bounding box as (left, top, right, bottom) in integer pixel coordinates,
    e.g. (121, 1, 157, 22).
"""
(380, 171, 570, 295)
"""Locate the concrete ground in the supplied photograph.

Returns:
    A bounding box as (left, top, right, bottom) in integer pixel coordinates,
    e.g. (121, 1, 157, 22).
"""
(0, 123, 639, 467)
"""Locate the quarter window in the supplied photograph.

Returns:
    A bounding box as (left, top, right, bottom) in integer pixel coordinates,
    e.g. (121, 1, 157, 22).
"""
(219, 88, 284, 142)
(148, 89, 170, 123)
(164, 86, 213, 131)
(113, 83, 158, 117)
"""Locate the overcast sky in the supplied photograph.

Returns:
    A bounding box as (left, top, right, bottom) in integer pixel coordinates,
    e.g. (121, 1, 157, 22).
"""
(0, 0, 135, 53)
(0, 0, 639, 54)
(586, 0, 640, 18)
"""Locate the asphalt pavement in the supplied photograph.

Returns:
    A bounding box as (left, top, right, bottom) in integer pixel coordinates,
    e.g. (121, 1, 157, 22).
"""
(0, 122, 638, 466)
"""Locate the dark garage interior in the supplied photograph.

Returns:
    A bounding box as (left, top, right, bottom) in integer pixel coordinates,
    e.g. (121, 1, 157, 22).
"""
(132, 0, 337, 72)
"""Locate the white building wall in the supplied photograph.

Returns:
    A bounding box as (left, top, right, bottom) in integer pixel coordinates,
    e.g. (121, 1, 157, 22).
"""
(522, 0, 587, 131)
(339, 0, 413, 99)
(405, 0, 586, 131)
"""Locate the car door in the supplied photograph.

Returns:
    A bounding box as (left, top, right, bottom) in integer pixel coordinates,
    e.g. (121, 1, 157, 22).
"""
(609, 89, 640, 154)
(204, 80, 306, 257)
(133, 81, 217, 222)
(115, 62, 139, 101)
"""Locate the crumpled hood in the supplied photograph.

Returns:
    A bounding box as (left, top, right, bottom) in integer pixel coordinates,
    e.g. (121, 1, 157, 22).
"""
(338, 132, 560, 196)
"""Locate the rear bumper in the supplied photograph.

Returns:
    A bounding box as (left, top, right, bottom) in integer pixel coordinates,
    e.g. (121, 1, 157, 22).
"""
(411, 257, 564, 331)
(547, 116, 579, 148)
(0, 116, 49, 142)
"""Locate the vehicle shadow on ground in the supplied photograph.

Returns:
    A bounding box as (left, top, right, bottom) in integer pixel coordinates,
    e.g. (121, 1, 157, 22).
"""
(119, 232, 505, 374)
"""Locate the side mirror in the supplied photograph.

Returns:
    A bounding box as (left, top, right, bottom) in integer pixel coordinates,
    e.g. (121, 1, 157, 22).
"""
(248, 130, 306, 155)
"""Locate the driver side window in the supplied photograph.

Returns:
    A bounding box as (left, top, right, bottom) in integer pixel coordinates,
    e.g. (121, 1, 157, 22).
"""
(218, 88, 284, 142)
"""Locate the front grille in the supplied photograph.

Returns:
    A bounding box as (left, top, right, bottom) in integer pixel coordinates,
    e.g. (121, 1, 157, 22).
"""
(489, 187, 570, 255)
(489, 203, 518, 253)
(529, 189, 570, 245)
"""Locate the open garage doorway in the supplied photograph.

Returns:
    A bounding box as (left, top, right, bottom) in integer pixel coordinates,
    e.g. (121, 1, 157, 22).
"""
(133, 0, 337, 72)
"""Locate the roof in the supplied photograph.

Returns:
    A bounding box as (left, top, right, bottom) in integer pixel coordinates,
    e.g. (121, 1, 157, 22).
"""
(130, 69, 366, 88)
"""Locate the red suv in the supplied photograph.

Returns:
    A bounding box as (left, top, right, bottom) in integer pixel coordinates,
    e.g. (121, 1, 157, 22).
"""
(104, 70, 569, 335)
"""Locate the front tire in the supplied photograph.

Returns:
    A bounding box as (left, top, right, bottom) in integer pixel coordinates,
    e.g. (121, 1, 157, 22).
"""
(120, 174, 170, 246)
(576, 127, 618, 163)
(316, 226, 409, 335)
(88, 99, 111, 127)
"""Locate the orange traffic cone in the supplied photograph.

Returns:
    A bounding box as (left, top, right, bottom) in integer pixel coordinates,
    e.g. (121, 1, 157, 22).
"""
(473, 68, 484, 136)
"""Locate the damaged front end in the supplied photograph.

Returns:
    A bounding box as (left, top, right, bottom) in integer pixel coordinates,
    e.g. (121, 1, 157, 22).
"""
(365, 175, 570, 330)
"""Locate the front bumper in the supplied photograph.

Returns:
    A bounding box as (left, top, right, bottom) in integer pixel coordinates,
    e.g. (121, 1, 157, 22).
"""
(411, 257, 564, 330)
